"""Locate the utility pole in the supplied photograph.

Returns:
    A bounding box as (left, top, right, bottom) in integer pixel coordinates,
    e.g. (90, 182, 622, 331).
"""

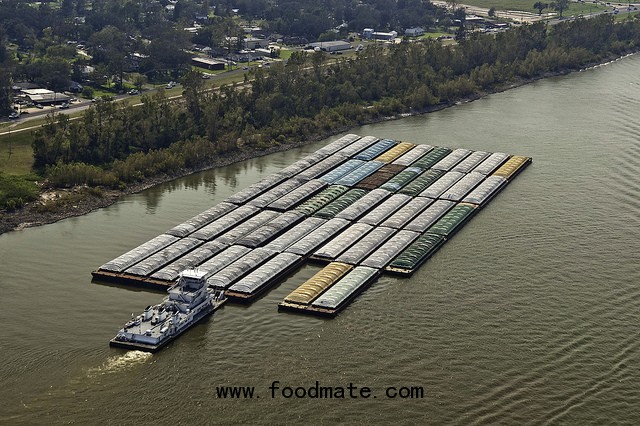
(7, 124, 12, 160)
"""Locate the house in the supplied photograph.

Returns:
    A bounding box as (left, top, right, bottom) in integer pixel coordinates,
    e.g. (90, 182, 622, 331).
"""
(242, 26, 262, 34)
(69, 81, 83, 93)
(191, 57, 226, 71)
(79, 65, 95, 75)
(405, 27, 425, 37)
(362, 29, 398, 41)
(243, 38, 269, 50)
(227, 51, 263, 63)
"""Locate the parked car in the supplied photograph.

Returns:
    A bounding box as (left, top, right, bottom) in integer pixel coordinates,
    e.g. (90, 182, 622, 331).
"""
(35, 104, 44, 109)
(128, 89, 139, 95)
(9, 111, 20, 119)
(58, 103, 69, 109)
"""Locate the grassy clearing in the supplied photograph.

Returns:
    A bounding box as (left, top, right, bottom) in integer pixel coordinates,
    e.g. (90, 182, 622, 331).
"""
(418, 31, 453, 39)
(278, 48, 294, 60)
(564, 3, 607, 15)
(0, 172, 40, 210)
(459, 0, 605, 15)
(0, 129, 36, 175)
(613, 10, 640, 21)
(457, 0, 542, 13)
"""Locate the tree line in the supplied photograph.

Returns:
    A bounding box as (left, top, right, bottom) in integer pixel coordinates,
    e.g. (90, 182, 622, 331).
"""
(27, 15, 640, 192)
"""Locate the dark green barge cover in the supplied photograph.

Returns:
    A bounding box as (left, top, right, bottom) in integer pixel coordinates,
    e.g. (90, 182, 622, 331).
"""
(428, 203, 477, 237)
(314, 189, 368, 219)
(387, 233, 446, 271)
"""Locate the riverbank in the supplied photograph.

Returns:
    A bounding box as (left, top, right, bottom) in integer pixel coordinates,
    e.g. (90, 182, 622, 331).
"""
(0, 50, 635, 236)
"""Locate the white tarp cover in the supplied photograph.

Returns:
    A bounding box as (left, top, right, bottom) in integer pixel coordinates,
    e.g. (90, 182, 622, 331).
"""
(358, 193, 412, 225)
(268, 180, 327, 211)
(191, 205, 259, 241)
(165, 202, 237, 238)
(439, 172, 486, 201)
(392, 144, 433, 166)
(297, 154, 348, 180)
(473, 152, 509, 175)
(419, 171, 464, 199)
(404, 200, 456, 232)
(380, 197, 434, 229)
(264, 217, 327, 252)
(311, 266, 379, 310)
(431, 148, 472, 171)
(336, 226, 395, 265)
(207, 247, 277, 289)
(462, 175, 507, 205)
(99, 234, 179, 272)
(151, 240, 228, 281)
(335, 189, 390, 220)
(360, 230, 420, 269)
(286, 218, 350, 256)
(316, 134, 362, 156)
(125, 237, 203, 277)
(313, 223, 374, 260)
(337, 135, 379, 157)
(237, 211, 305, 247)
(451, 151, 490, 173)
(247, 178, 307, 208)
(215, 210, 280, 245)
(225, 174, 287, 204)
(197, 245, 252, 278)
(228, 252, 302, 294)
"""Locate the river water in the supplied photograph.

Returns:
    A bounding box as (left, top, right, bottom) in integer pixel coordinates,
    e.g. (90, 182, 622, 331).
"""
(1, 54, 640, 425)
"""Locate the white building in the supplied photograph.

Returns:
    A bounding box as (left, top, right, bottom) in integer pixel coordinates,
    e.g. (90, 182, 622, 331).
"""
(306, 41, 351, 52)
(371, 31, 397, 41)
(405, 27, 425, 37)
(244, 38, 269, 50)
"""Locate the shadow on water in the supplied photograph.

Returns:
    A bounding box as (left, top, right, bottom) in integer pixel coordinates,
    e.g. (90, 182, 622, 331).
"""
(90, 277, 167, 295)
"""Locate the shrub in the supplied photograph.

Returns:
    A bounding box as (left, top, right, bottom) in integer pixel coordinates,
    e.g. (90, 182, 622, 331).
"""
(0, 173, 39, 210)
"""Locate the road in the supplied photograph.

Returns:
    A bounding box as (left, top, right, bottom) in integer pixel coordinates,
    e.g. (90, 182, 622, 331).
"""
(0, 65, 253, 136)
(432, 0, 639, 24)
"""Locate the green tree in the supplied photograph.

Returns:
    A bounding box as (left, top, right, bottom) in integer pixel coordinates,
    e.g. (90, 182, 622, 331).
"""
(0, 69, 12, 116)
(130, 73, 147, 90)
(533, 2, 549, 15)
(551, 0, 569, 18)
(90, 26, 128, 90)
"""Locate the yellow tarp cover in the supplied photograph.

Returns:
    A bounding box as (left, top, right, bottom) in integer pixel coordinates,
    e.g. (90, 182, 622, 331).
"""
(284, 262, 353, 305)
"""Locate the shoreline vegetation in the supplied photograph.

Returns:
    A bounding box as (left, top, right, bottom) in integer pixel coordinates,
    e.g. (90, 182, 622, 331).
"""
(2, 16, 640, 235)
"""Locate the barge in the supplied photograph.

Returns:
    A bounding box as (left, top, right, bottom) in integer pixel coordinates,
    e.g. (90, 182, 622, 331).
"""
(95, 133, 532, 319)
(280, 265, 381, 317)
